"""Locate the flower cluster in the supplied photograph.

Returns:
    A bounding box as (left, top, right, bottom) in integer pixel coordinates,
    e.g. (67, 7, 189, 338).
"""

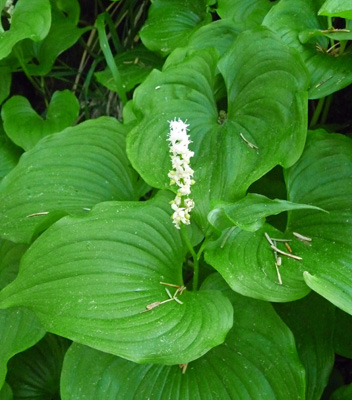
(167, 118, 195, 229)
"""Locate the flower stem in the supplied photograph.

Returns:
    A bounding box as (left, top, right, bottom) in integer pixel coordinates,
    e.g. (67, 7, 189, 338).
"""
(180, 225, 199, 291)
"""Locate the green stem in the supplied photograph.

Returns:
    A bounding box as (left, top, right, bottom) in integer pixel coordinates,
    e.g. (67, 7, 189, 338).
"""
(180, 225, 199, 291)
(321, 94, 333, 124)
(309, 97, 325, 128)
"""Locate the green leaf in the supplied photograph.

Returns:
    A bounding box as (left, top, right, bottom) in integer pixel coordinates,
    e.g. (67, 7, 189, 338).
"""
(275, 292, 335, 400)
(0, 382, 12, 400)
(0, 308, 45, 388)
(0, 239, 27, 290)
(286, 130, 352, 314)
(319, 0, 352, 19)
(187, 18, 242, 56)
(0, 0, 51, 60)
(0, 193, 233, 364)
(0, 117, 140, 243)
(61, 274, 305, 400)
(127, 27, 309, 232)
(263, 0, 352, 99)
(95, 44, 164, 93)
(332, 383, 352, 400)
(2, 90, 79, 150)
(216, 0, 279, 28)
(0, 66, 11, 105)
(208, 193, 324, 233)
(0, 129, 21, 182)
(6, 334, 70, 399)
(334, 309, 352, 359)
(23, 0, 88, 76)
(139, 0, 212, 56)
(205, 130, 352, 307)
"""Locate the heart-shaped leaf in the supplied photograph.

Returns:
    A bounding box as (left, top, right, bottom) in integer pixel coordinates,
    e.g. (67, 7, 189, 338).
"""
(275, 292, 335, 400)
(60, 274, 305, 400)
(127, 27, 309, 232)
(0, 117, 141, 243)
(205, 130, 352, 311)
(0, 308, 45, 388)
(263, 0, 352, 99)
(23, 0, 89, 76)
(208, 193, 324, 233)
(139, 0, 212, 56)
(319, 0, 352, 19)
(2, 90, 79, 150)
(0, 193, 233, 364)
(0, 0, 51, 60)
(6, 334, 70, 399)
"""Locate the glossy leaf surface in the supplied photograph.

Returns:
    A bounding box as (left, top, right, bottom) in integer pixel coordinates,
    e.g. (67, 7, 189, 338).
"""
(205, 130, 352, 310)
(127, 27, 309, 231)
(0, 117, 140, 243)
(61, 274, 305, 400)
(0, 193, 233, 364)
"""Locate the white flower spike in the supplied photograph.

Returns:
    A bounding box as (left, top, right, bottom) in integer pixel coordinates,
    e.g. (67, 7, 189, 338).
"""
(167, 118, 195, 229)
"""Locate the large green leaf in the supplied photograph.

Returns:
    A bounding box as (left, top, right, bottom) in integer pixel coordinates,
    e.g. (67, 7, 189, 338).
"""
(0, 193, 233, 364)
(263, 0, 352, 99)
(216, 0, 278, 28)
(139, 0, 212, 56)
(2, 90, 79, 150)
(319, 0, 352, 19)
(275, 292, 335, 400)
(61, 274, 305, 400)
(127, 27, 309, 232)
(0, 0, 51, 60)
(0, 308, 45, 389)
(205, 130, 352, 311)
(0, 117, 140, 244)
(6, 334, 70, 399)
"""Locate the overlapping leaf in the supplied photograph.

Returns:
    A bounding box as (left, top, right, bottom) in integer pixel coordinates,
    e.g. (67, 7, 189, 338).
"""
(319, 0, 352, 18)
(127, 27, 309, 232)
(139, 0, 212, 56)
(2, 90, 79, 150)
(60, 274, 305, 400)
(0, 0, 51, 60)
(275, 292, 335, 400)
(0, 308, 45, 389)
(205, 130, 352, 313)
(95, 45, 164, 93)
(0, 117, 141, 243)
(0, 193, 233, 364)
(263, 0, 352, 98)
(6, 334, 70, 399)
(0, 66, 11, 105)
(216, 0, 278, 28)
(23, 0, 88, 76)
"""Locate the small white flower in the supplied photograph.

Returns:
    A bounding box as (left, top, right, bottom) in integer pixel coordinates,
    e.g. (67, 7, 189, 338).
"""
(167, 118, 195, 229)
